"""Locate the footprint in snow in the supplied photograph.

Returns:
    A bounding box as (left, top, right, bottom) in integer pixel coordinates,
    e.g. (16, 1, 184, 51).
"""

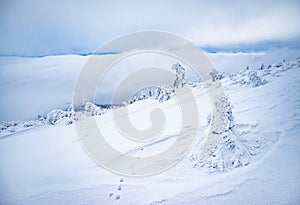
(117, 185, 122, 191)
(109, 178, 124, 200)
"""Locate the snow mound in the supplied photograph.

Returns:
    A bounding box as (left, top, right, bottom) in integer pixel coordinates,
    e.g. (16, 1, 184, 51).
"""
(192, 125, 280, 172)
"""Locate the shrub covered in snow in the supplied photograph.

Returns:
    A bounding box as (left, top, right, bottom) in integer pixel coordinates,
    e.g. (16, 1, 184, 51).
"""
(247, 70, 267, 87)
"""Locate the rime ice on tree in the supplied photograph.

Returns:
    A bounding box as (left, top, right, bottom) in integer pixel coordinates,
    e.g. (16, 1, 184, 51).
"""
(172, 63, 187, 90)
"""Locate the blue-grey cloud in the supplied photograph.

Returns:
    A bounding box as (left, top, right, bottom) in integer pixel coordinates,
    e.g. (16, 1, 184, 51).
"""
(0, 0, 300, 56)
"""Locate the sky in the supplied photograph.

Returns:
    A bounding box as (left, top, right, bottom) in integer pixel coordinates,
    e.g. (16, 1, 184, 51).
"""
(0, 0, 300, 56)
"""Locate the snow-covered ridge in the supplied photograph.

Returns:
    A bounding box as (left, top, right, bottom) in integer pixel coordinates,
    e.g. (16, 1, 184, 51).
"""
(0, 57, 300, 204)
(1, 57, 299, 173)
(1, 57, 298, 138)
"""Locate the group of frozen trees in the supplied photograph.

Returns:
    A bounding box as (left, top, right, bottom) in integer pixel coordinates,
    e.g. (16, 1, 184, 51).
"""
(230, 64, 268, 87)
(0, 100, 108, 136)
(127, 63, 187, 104)
(209, 68, 224, 82)
(45, 63, 189, 126)
(42, 101, 106, 125)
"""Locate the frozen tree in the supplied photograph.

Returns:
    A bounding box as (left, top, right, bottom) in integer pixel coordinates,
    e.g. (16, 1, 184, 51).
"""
(209, 68, 224, 82)
(193, 95, 250, 171)
(149, 89, 152, 97)
(192, 95, 273, 172)
(83, 101, 103, 116)
(211, 95, 235, 134)
(66, 102, 75, 120)
(248, 71, 267, 87)
(124, 63, 186, 105)
(46, 109, 69, 125)
(172, 63, 186, 90)
(127, 88, 154, 104)
(155, 87, 162, 99)
(156, 86, 171, 103)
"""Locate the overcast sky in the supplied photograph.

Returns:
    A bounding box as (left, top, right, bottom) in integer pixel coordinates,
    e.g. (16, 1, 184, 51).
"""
(0, 0, 300, 56)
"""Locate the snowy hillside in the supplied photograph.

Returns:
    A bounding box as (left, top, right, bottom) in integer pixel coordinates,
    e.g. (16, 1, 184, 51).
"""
(0, 57, 300, 204)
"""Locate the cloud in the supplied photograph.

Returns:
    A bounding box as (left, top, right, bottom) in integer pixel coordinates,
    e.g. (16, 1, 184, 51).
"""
(207, 48, 300, 73)
(0, 0, 300, 56)
(185, 0, 300, 46)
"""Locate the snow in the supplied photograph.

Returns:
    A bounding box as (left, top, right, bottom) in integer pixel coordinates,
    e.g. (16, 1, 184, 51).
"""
(0, 57, 300, 204)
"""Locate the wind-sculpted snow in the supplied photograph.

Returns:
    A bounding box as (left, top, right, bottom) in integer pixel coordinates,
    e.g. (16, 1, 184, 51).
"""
(1, 57, 299, 168)
(192, 124, 280, 172)
(0, 57, 300, 204)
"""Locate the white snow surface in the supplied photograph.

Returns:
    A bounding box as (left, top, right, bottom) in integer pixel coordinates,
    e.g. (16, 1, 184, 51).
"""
(0, 57, 300, 204)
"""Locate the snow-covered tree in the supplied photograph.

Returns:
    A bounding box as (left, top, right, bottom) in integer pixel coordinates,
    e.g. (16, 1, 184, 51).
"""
(210, 95, 235, 134)
(172, 63, 186, 90)
(46, 109, 70, 125)
(209, 68, 224, 82)
(83, 101, 103, 116)
(193, 95, 267, 172)
(248, 70, 267, 87)
(156, 86, 172, 103)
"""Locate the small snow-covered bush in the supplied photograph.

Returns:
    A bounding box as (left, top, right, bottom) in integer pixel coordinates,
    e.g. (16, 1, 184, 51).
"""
(248, 70, 267, 87)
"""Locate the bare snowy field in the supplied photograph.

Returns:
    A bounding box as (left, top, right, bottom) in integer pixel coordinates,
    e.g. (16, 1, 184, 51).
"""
(0, 56, 300, 204)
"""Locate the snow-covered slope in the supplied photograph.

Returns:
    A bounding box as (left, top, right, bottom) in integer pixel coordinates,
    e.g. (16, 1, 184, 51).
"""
(0, 58, 300, 204)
